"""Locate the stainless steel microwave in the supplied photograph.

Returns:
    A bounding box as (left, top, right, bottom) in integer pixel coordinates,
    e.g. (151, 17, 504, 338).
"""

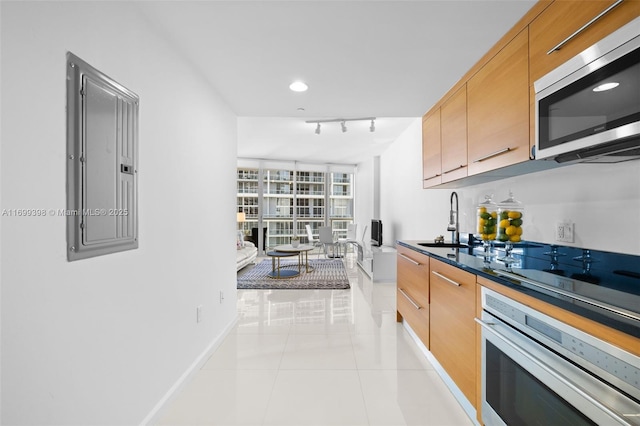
(535, 16, 640, 164)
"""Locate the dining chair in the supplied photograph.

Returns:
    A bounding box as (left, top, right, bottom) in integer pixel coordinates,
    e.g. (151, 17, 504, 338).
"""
(338, 223, 358, 255)
(305, 224, 322, 253)
(318, 226, 339, 259)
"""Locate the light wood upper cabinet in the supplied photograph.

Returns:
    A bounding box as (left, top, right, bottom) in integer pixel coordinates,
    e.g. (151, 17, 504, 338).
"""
(530, 0, 640, 84)
(422, 110, 442, 188)
(467, 29, 530, 176)
(429, 258, 477, 407)
(419, 0, 639, 187)
(396, 246, 430, 349)
(441, 85, 468, 183)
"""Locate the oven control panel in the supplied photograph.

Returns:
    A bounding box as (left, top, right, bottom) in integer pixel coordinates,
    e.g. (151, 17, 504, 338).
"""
(484, 290, 640, 400)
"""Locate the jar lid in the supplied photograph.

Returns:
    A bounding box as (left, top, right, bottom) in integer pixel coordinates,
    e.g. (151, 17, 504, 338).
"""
(479, 194, 496, 207)
(498, 191, 523, 208)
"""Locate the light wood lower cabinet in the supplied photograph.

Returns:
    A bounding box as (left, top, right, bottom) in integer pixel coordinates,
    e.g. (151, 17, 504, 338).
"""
(396, 246, 430, 349)
(429, 258, 477, 407)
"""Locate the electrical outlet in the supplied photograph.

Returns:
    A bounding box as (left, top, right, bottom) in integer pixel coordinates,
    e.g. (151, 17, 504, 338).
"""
(555, 222, 574, 243)
(196, 305, 203, 323)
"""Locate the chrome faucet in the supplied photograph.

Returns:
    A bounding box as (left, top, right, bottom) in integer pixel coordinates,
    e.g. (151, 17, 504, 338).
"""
(447, 191, 459, 244)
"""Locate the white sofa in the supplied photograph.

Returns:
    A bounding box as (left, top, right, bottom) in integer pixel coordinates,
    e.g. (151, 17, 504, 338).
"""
(237, 240, 258, 271)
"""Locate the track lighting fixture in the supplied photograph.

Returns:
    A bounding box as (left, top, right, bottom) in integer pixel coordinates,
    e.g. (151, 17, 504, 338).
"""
(305, 117, 376, 134)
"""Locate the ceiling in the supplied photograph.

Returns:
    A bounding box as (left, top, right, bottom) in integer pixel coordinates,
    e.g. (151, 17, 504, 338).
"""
(138, 1, 536, 164)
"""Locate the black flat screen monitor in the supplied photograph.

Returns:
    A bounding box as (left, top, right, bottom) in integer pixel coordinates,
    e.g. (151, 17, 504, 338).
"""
(371, 219, 382, 247)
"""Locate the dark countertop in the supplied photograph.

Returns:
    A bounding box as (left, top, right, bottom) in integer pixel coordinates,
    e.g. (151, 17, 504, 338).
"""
(396, 239, 640, 339)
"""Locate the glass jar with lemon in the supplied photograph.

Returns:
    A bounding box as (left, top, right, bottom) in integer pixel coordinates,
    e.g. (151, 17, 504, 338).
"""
(496, 191, 524, 266)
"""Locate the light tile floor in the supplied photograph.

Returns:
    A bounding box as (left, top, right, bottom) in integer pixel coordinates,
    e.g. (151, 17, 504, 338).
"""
(156, 254, 473, 426)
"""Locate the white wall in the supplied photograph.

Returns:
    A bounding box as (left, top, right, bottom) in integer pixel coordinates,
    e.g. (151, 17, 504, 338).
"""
(355, 158, 375, 242)
(378, 119, 456, 245)
(1, 2, 238, 424)
(378, 119, 640, 256)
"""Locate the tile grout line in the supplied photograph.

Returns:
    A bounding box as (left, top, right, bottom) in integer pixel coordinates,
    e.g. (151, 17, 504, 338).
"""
(259, 321, 292, 426)
(348, 325, 373, 426)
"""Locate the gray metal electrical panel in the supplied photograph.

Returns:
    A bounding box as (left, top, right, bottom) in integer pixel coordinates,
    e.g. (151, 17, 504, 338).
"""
(66, 52, 139, 261)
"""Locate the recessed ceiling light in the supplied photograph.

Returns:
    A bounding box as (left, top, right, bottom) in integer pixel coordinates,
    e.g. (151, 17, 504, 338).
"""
(289, 81, 308, 92)
(593, 82, 619, 92)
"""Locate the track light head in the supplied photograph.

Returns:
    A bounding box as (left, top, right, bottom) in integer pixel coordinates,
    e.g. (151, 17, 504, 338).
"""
(305, 117, 376, 134)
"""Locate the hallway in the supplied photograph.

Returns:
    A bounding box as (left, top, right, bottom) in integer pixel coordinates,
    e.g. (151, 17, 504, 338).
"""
(156, 255, 473, 425)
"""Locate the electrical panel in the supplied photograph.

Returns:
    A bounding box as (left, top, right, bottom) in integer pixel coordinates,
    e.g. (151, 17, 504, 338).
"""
(66, 52, 139, 261)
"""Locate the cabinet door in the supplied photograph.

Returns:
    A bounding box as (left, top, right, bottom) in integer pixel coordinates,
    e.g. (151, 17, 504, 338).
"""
(530, 0, 640, 83)
(441, 85, 468, 183)
(468, 29, 530, 176)
(396, 246, 430, 349)
(430, 258, 476, 407)
(422, 110, 442, 188)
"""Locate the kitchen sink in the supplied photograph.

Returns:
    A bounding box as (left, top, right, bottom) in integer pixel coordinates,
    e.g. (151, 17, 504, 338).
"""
(418, 242, 469, 248)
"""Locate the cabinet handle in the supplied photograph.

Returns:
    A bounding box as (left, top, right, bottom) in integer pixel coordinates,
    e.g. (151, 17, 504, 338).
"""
(442, 164, 467, 174)
(472, 147, 511, 163)
(431, 270, 461, 287)
(398, 288, 422, 310)
(425, 173, 441, 179)
(547, 0, 624, 54)
(399, 253, 421, 266)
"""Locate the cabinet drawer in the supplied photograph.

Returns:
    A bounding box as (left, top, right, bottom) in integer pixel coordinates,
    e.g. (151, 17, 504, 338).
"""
(397, 246, 430, 348)
(397, 287, 430, 349)
(397, 246, 430, 308)
(429, 258, 476, 406)
(530, 0, 640, 83)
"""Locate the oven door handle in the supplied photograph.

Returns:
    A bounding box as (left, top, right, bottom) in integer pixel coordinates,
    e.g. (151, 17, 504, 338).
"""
(475, 318, 632, 425)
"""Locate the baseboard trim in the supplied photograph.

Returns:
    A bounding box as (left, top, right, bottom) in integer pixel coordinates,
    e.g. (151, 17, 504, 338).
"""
(401, 320, 480, 426)
(139, 315, 239, 425)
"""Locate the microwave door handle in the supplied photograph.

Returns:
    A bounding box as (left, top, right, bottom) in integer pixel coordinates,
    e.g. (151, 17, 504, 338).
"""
(547, 0, 624, 54)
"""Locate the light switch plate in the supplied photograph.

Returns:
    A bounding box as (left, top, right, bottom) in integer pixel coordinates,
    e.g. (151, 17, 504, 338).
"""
(555, 222, 574, 243)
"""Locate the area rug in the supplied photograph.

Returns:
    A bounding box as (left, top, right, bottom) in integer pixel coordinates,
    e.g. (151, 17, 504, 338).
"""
(237, 259, 350, 290)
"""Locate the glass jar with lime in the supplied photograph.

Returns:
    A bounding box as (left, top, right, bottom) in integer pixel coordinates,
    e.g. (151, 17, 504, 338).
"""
(477, 195, 497, 242)
(496, 191, 524, 266)
(477, 194, 497, 264)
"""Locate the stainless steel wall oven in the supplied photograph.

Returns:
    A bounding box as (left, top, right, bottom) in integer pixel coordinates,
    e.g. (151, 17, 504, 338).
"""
(478, 287, 640, 425)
